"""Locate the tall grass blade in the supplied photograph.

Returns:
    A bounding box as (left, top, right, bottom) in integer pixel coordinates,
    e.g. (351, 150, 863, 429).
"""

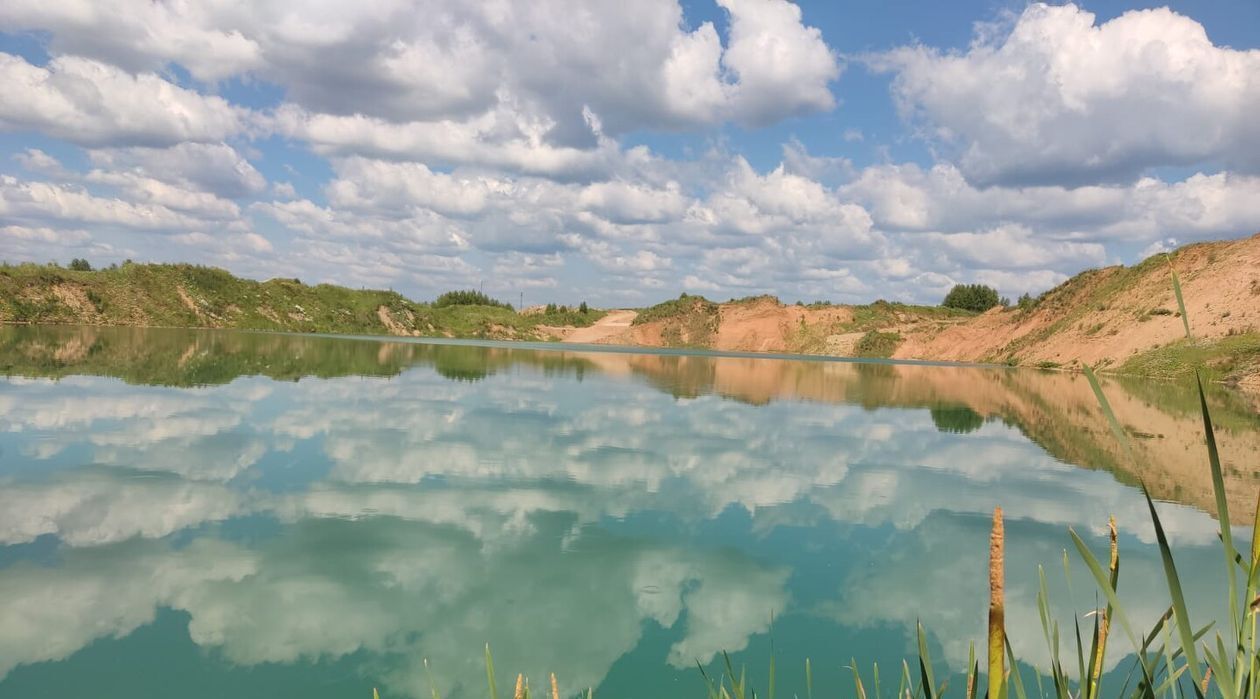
(1084, 365, 1134, 465)
(805, 658, 813, 699)
(698, 661, 721, 699)
(1004, 636, 1029, 699)
(852, 659, 869, 699)
(1069, 528, 1158, 699)
(918, 621, 937, 699)
(967, 642, 978, 699)
(486, 644, 499, 699)
(1143, 487, 1205, 690)
(722, 652, 746, 699)
(1165, 254, 1192, 339)
(768, 615, 776, 699)
(424, 658, 443, 699)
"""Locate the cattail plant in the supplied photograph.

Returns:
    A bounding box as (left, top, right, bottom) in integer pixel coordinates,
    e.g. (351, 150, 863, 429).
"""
(989, 507, 1006, 699)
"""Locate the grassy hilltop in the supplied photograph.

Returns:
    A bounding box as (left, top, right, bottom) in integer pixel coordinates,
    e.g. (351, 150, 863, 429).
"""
(0, 261, 601, 340)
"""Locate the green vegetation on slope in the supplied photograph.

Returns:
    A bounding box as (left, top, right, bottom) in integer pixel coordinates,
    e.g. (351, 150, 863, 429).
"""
(853, 329, 902, 358)
(1119, 331, 1260, 385)
(788, 300, 973, 355)
(0, 262, 602, 339)
(531, 303, 606, 328)
(941, 283, 1001, 312)
(633, 293, 721, 348)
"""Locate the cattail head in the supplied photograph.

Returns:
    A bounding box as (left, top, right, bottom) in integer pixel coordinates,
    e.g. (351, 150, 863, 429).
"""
(988, 507, 1006, 699)
(515, 674, 525, 699)
(1108, 516, 1118, 572)
(551, 673, 560, 699)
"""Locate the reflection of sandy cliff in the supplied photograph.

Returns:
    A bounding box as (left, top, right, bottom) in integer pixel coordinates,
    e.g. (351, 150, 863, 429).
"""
(5, 324, 1258, 518)
(613, 353, 1260, 518)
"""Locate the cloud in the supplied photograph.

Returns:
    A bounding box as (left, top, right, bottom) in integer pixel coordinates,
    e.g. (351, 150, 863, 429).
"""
(88, 143, 267, 199)
(0, 53, 247, 147)
(875, 3, 1260, 185)
(842, 162, 1260, 244)
(3, 1, 838, 145)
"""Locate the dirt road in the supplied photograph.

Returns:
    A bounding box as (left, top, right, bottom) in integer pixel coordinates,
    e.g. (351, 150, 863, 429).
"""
(562, 309, 638, 344)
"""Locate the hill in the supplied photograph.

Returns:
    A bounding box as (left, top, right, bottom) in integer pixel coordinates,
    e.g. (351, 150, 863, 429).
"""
(3, 234, 1259, 387)
(554, 234, 1260, 388)
(0, 262, 603, 340)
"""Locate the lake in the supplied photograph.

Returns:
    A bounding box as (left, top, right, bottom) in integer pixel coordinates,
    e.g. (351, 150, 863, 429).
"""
(1, 325, 1258, 699)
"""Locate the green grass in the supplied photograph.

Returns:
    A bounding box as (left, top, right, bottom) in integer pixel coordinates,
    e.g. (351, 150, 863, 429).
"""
(0, 262, 599, 341)
(854, 330, 902, 358)
(1119, 332, 1260, 385)
(632, 294, 721, 348)
(633, 294, 718, 325)
(530, 306, 608, 328)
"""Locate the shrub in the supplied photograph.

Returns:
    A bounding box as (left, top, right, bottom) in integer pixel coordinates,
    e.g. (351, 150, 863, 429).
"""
(1016, 292, 1035, 311)
(941, 283, 1001, 312)
(433, 290, 513, 310)
(578, 301, 588, 314)
(68, 258, 93, 271)
(853, 330, 902, 358)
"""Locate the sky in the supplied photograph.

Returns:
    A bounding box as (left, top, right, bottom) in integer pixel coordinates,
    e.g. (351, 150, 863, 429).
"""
(1, 1, 1258, 307)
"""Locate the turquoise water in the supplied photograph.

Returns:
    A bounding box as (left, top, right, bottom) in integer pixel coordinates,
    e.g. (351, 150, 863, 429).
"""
(0, 325, 1257, 699)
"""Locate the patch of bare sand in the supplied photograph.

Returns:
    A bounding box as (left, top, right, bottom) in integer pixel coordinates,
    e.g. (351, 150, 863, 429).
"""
(377, 306, 412, 335)
(712, 299, 850, 352)
(558, 310, 639, 344)
(895, 232, 1260, 370)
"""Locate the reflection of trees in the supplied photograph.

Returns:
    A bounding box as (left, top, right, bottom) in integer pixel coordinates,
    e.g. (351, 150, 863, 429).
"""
(431, 345, 493, 382)
(930, 405, 985, 434)
(5, 323, 1260, 517)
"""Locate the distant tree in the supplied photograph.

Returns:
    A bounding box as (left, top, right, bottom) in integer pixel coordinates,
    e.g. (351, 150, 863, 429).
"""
(69, 258, 93, 271)
(930, 405, 986, 434)
(546, 303, 557, 313)
(1017, 292, 1036, 311)
(941, 284, 1001, 312)
(433, 289, 513, 309)
(579, 301, 589, 314)
(999, 296, 1011, 307)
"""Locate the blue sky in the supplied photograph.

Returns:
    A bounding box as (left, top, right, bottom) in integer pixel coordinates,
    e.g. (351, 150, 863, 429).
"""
(1, 1, 1259, 306)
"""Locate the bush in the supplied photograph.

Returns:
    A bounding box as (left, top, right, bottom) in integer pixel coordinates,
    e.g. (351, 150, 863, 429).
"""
(1016, 292, 1036, 311)
(68, 258, 93, 271)
(578, 301, 588, 314)
(433, 290, 513, 310)
(941, 284, 1001, 312)
(853, 330, 902, 358)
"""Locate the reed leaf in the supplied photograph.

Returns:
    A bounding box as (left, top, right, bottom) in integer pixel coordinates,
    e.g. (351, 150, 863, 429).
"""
(851, 659, 869, 699)
(1084, 365, 1134, 465)
(1165, 254, 1192, 339)
(1143, 487, 1205, 690)
(918, 621, 938, 699)
(1069, 528, 1158, 699)
(805, 658, 813, 699)
(1004, 636, 1029, 699)
(424, 658, 443, 699)
(486, 644, 499, 699)
(967, 642, 978, 699)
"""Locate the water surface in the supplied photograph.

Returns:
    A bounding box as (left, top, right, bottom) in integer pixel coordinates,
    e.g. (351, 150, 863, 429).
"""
(1, 325, 1258, 698)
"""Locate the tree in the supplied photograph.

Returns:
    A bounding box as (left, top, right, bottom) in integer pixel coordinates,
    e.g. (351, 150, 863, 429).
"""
(931, 405, 985, 434)
(941, 284, 1001, 312)
(578, 301, 588, 314)
(1017, 293, 1036, 311)
(69, 258, 93, 271)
